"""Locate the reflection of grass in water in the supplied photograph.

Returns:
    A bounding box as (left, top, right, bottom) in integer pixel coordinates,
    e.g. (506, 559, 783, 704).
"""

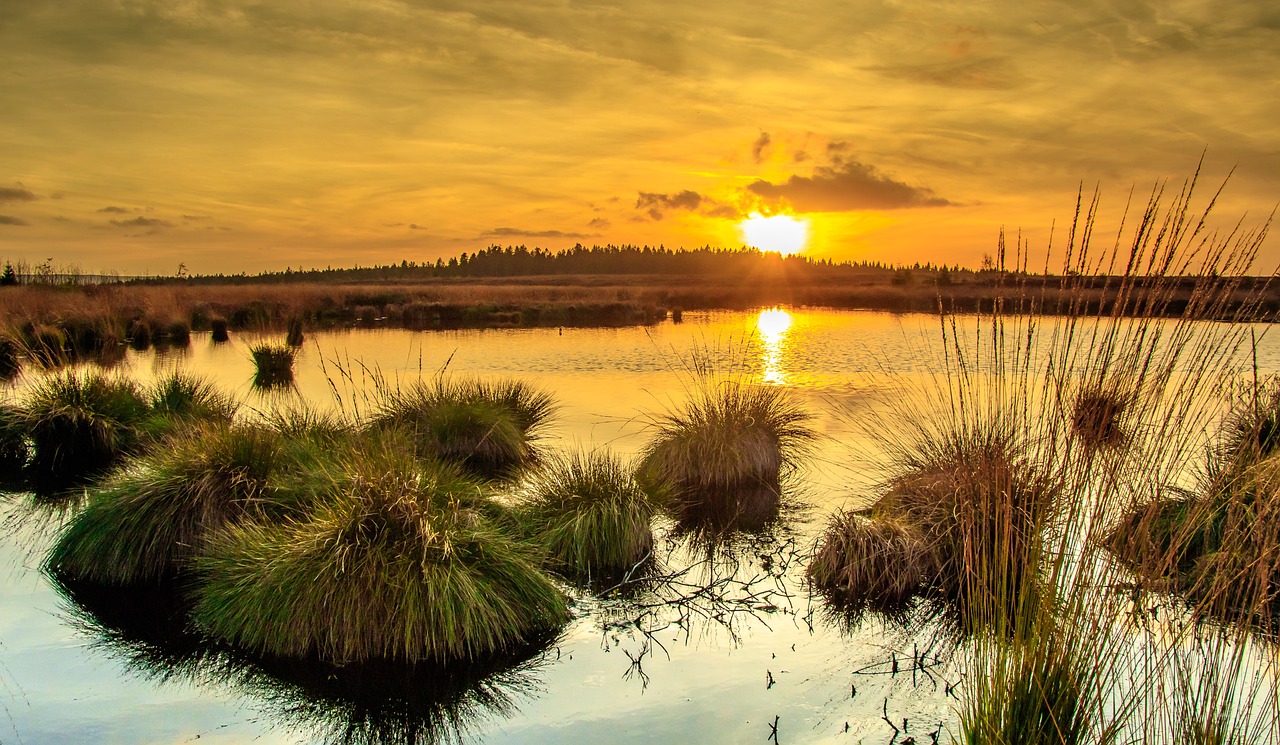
(49, 571, 554, 745)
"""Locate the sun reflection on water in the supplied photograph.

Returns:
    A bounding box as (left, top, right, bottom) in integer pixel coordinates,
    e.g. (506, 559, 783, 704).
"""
(756, 307, 792, 384)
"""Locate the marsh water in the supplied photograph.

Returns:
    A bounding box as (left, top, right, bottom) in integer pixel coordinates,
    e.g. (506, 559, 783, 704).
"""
(2, 308, 1278, 744)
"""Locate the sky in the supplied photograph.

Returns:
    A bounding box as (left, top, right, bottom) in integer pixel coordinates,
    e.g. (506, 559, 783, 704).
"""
(2, 1, 1279, 275)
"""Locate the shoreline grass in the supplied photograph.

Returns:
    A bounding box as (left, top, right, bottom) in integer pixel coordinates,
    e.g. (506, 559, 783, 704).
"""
(250, 342, 296, 389)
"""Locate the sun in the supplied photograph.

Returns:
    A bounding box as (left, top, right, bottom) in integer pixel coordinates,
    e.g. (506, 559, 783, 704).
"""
(739, 213, 809, 256)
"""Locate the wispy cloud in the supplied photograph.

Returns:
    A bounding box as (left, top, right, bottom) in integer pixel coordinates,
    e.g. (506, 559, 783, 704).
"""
(98, 206, 132, 214)
(0, 187, 37, 203)
(109, 216, 174, 228)
(0, 215, 30, 226)
(482, 227, 593, 239)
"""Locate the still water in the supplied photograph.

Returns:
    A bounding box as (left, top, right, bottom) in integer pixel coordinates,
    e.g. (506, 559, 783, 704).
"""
(1, 308, 1276, 744)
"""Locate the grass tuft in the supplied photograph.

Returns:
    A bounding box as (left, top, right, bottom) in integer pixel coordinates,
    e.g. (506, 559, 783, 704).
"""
(0, 334, 20, 378)
(191, 442, 570, 664)
(371, 378, 555, 481)
(520, 449, 656, 579)
(45, 422, 286, 586)
(250, 342, 296, 388)
(808, 511, 936, 610)
(638, 378, 814, 527)
(210, 317, 230, 343)
(17, 369, 150, 489)
(286, 317, 305, 347)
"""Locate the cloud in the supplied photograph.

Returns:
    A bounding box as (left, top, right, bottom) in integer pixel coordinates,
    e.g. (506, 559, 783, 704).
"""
(182, 214, 211, 220)
(751, 132, 772, 163)
(587, 217, 611, 229)
(747, 157, 953, 212)
(482, 227, 593, 239)
(635, 190, 704, 220)
(109, 216, 174, 228)
(408, 224, 429, 230)
(0, 187, 37, 203)
(870, 57, 1022, 90)
(0, 215, 30, 226)
(98, 205, 131, 214)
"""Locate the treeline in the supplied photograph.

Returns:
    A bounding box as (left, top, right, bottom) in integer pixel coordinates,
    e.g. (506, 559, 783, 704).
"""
(176, 245, 967, 285)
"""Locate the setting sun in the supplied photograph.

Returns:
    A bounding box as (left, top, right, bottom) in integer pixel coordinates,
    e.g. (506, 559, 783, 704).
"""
(739, 213, 809, 257)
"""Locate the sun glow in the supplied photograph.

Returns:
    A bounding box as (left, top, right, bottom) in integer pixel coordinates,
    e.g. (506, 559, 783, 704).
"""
(739, 213, 809, 256)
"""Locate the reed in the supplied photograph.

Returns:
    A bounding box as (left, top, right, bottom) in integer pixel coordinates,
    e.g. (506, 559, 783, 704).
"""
(520, 449, 655, 578)
(191, 442, 570, 664)
(638, 377, 814, 526)
(45, 422, 287, 586)
(164, 319, 191, 347)
(371, 377, 555, 481)
(250, 342, 296, 388)
(126, 317, 152, 351)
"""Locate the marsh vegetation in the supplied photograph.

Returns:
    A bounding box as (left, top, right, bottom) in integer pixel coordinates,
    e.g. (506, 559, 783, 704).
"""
(1, 171, 1279, 743)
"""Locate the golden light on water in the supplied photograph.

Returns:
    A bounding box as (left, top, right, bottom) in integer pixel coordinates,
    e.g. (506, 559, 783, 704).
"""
(756, 306, 793, 384)
(739, 213, 809, 256)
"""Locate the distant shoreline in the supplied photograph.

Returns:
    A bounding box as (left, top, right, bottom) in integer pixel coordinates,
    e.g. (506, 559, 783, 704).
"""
(1, 271, 1276, 340)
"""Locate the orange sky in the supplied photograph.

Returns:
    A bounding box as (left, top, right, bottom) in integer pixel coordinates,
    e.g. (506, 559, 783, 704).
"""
(2, 2, 1278, 275)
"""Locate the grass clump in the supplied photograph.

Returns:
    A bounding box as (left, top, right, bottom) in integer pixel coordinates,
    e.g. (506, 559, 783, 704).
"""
(638, 378, 814, 527)
(141, 372, 238, 438)
(808, 511, 936, 610)
(191, 443, 570, 664)
(520, 449, 656, 578)
(164, 319, 192, 347)
(0, 403, 28, 477)
(46, 423, 285, 586)
(286, 317, 305, 347)
(251, 342, 296, 388)
(17, 370, 150, 489)
(210, 317, 230, 343)
(1070, 385, 1129, 447)
(126, 318, 152, 351)
(0, 334, 19, 378)
(371, 378, 555, 481)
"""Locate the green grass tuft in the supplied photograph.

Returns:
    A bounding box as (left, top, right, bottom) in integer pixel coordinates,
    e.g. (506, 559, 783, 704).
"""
(46, 422, 287, 586)
(250, 342, 296, 388)
(638, 378, 814, 527)
(520, 449, 656, 578)
(371, 377, 555, 481)
(17, 369, 150, 490)
(191, 442, 570, 664)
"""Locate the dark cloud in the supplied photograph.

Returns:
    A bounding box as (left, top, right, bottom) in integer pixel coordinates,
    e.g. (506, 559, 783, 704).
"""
(409, 224, 429, 230)
(752, 132, 772, 163)
(747, 157, 953, 212)
(483, 227, 593, 239)
(98, 205, 131, 214)
(703, 204, 740, 219)
(182, 214, 211, 220)
(587, 217, 611, 229)
(110, 216, 174, 228)
(0, 215, 30, 226)
(635, 190, 703, 220)
(0, 187, 37, 202)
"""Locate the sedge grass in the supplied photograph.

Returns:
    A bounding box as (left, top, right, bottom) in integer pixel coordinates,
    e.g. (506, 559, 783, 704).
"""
(638, 377, 814, 527)
(370, 377, 555, 481)
(140, 371, 238, 441)
(210, 317, 230, 343)
(0, 334, 19, 378)
(520, 449, 656, 579)
(0, 403, 27, 477)
(17, 369, 150, 490)
(191, 442, 570, 664)
(251, 342, 296, 388)
(807, 511, 937, 611)
(45, 422, 287, 586)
